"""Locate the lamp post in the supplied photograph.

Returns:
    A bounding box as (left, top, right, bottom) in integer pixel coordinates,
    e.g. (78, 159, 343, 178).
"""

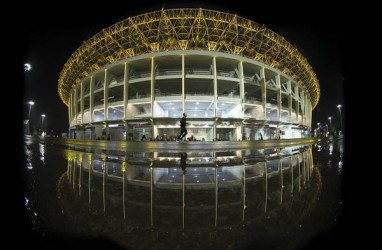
(41, 114, 46, 132)
(28, 101, 34, 120)
(316, 122, 320, 137)
(328, 117, 332, 130)
(337, 104, 342, 130)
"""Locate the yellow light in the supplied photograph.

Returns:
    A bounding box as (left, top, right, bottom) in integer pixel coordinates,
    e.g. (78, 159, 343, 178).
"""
(58, 8, 320, 108)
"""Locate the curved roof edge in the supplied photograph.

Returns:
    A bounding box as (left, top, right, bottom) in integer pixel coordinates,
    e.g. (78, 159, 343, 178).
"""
(58, 8, 320, 108)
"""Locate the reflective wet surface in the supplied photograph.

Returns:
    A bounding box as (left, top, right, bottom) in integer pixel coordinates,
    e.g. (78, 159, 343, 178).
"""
(22, 137, 344, 249)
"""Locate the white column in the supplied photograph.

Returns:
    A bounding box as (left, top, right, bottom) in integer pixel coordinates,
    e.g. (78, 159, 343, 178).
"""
(151, 57, 155, 116)
(306, 97, 310, 127)
(182, 54, 185, 113)
(213, 56, 218, 140)
(300, 91, 304, 125)
(213, 56, 218, 117)
(287, 81, 292, 122)
(276, 75, 281, 121)
(104, 69, 109, 121)
(68, 94, 72, 126)
(73, 88, 77, 125)
(239, 61, 244, 117)
(295, 85, 299, 124)
(260, 67, 266, 119)
(304, 94, 308, 126)
(80, 81, 84, 124)
(89, 76, 94, 123)
(124, 62, 129, 120)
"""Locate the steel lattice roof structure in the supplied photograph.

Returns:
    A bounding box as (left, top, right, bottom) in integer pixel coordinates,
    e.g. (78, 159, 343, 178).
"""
(58, 8, 320, 108)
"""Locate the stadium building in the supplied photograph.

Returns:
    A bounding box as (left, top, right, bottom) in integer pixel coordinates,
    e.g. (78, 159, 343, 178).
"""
(58, 8, 320, 141)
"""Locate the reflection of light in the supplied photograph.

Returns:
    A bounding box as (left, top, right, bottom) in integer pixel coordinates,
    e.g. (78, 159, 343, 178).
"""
(338, 153, 343, 175)
(329, 143, 333, 155)
(25, 146, 33, 170)
(39, 143, 45, 163)
(338, 162, 343, 175)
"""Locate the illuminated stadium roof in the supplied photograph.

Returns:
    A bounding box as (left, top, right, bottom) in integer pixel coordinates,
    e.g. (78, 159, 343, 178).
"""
(58, 8, 320, 108)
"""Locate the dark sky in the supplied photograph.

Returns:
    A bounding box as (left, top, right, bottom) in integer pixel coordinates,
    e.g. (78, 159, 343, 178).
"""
(20, 0, 346, 133)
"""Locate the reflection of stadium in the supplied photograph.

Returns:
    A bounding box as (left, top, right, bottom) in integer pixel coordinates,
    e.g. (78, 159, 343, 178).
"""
(59, 146, 319, 249)
(59, 9, 320, 141)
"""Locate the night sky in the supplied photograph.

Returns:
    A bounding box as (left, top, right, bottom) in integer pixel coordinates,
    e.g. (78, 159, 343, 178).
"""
(20, 1, 346, 134)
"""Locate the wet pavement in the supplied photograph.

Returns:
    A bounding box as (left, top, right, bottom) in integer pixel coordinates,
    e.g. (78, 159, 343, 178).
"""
(20, 136, 345, 249)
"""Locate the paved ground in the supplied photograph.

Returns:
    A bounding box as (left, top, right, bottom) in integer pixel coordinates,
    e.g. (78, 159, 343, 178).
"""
(43, 137, 317, 152)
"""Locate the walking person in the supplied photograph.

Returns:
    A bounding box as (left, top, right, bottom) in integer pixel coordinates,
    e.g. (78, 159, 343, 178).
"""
(178, 113, 189, 141)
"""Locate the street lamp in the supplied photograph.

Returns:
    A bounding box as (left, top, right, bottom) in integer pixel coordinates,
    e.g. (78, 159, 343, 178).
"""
(24, 63, 32, 72)
(337, 104, 343, 130)
(41, 114, 46, 131)
(27, 101, 34, 120)
(328, 117, 332, 130)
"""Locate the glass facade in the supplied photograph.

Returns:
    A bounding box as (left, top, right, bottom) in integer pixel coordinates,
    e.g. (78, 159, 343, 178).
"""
(68, 51, 312, 141)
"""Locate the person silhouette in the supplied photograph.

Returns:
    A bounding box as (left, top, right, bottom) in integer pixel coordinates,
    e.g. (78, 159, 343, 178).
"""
(177, 113, 189, 141)
(180, 152, 188, 174)
(141, 134, 147, 141)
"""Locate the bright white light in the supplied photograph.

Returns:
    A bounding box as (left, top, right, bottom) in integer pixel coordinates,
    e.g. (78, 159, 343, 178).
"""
(337, 104, 342, 109)
(24, 197, 29, 206)
(41, 114, 46, 118)
(28, 101, 34, 106)
(24, 63, 31, 72)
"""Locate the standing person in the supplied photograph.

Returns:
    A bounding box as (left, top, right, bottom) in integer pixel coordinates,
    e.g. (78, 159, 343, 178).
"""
(178, 113, 189, 141)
